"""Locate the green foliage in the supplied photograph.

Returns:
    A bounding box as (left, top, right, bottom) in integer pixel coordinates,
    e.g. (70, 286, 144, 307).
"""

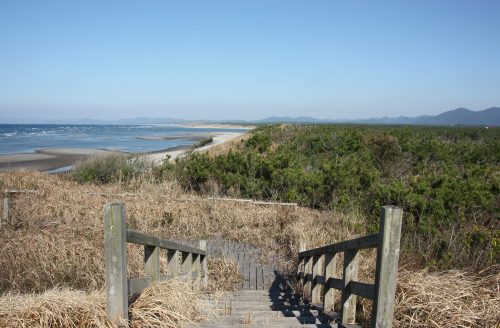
(163, 124, 499, 270)
(244, 132, 271, 152)
(72, 153, 151, 184)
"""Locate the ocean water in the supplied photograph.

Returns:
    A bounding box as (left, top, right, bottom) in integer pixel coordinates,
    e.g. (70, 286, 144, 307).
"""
(0, 124, 246, 155)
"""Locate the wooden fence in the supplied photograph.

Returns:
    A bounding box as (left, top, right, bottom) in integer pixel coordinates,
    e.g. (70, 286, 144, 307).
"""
(297, 205, 403, 328)
(104, 202, 207, 326)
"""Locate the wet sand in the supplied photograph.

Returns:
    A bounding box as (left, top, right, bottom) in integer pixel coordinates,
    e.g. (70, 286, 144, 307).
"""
(0, 148, 113, 172)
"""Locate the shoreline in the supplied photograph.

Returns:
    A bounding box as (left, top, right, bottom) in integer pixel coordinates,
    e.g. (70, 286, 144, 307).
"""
(0, 130, 248, 172)
(175, 123, 256, 130)
(143, 131, 245, 163)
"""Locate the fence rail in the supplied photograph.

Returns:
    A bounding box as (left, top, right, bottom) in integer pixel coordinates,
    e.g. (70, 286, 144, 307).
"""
(297, 205, 402, 328)
(104, 202, 207, 326)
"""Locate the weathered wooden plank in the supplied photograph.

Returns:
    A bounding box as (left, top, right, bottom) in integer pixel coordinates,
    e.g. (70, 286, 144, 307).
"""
(371, 206, 403, 328)
(126, 230, 206, 255)
(323, 253, 336, 311)
(311, 254, 324, 304)
(192, 253, 201, 290)
(104, 202, 128, 327)
(327, 277, 344, 290)
(128, 277, 151, 295)
(249, 260, 256, 289)
(299, 233, 379, 257)
(256, 266, 262, 290)
(144, 245, 160, 282)
(341, 249, 359, 324)
(126, 230, 159, 247)
(298, 241, 306, 295)
(167, 249, 180, 277)
(181, 252, 193, 278)
(243, 261, 250, 289)
(303, 256, 313, 300)
(351, 281, 375, 300)
(207, 197, 297, 207)
(199, 240, 208, 289)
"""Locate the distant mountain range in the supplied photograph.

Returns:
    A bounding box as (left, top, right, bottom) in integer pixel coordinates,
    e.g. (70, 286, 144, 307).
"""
(2, 107, 499, 126)
(256, 107, 500, 126)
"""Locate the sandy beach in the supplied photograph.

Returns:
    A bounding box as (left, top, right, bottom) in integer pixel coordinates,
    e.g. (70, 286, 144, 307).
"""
(0, 148, 113, 172)
(0, 127, 250, 172)
(177, 123, 256, 130)
(144, 131, 246, 163)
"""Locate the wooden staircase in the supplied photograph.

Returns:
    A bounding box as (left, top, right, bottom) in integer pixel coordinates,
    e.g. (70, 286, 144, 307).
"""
(195, 277, 345, 328)
(103, 203, 401, 327)
(181, 238, 341, 327)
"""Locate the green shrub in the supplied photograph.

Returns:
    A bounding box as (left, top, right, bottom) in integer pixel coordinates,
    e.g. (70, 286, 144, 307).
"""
(162, 124, 499, 270)
(72, 153, 151, 184)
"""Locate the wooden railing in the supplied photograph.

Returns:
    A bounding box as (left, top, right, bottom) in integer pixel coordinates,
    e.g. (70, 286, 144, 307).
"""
(104, 202, 207, 326)
(297, 206, 403, 328)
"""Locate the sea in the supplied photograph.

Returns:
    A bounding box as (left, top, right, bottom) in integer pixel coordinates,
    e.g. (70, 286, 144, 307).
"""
(0, 124, 247, 155)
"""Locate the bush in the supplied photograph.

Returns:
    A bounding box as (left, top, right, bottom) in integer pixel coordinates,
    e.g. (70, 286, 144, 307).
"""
(161, 124, 500, 270)
(72, 153, 152, 184)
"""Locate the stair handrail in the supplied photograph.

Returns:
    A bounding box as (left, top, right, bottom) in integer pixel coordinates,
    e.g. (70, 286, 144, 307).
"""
(297, 205, 402, 328)
(104, 202, 207, 326)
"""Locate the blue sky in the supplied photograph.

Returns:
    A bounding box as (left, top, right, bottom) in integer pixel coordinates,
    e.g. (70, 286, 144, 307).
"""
(0, 0, 499, 121)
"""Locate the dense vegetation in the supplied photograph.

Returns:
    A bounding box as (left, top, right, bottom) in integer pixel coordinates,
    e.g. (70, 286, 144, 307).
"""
(159, 124, 499, 270)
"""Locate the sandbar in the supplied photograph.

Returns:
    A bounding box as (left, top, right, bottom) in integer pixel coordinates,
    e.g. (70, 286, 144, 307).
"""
(0, 148, 113, 172)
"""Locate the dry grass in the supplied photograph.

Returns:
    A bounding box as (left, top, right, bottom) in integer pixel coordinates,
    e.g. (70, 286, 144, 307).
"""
(1, 170, 499, 327)
(0, 170, 360, 292)
(393, 269, 500, 328)
(206, 257, 245, 292)
(0, 279, 201, 328)
(0, 289, 110, 328)
(130, 279, 201, 328)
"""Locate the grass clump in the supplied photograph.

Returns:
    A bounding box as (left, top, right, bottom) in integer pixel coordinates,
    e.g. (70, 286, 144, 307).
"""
(206, 257, 245, 292)
(130, 279, 201, 328)
(0, 288, 110, 328)
(0, 279, 201, 328)
(393, 269, 500, 328)
(72, 153, 152, 184)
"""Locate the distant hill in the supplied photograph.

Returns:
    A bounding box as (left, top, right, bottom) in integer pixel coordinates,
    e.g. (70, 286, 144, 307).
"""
(259, 107, 500, 126)
(4, 107, 498, 126)
(257, 116, 326, 123)
(412, 107, 500, 126)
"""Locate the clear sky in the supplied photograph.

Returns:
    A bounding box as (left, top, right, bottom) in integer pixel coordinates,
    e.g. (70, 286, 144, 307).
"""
(0, 0, 499, 122)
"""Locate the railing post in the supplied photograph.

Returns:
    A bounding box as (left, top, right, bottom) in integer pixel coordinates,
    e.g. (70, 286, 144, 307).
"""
(193, 247, 201, 290)
(145, 245, 160, 282)
(304, 255, 313, 301)
(2, 197, 10, 226)
(167, 250, 180, 278)
(199, 240, 208, 289)
(323, 252, 336, 312)
(298, 241, 306, 296)
(371, 206, 403, 328)
(104, 202, 128, 326)
(181, 251, 193, 286)
(341, 249, 359, 324)
(311, 254, 324, 305)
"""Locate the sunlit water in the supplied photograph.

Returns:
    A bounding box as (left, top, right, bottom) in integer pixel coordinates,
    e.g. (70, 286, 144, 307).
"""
(0, 124, 246, 155)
